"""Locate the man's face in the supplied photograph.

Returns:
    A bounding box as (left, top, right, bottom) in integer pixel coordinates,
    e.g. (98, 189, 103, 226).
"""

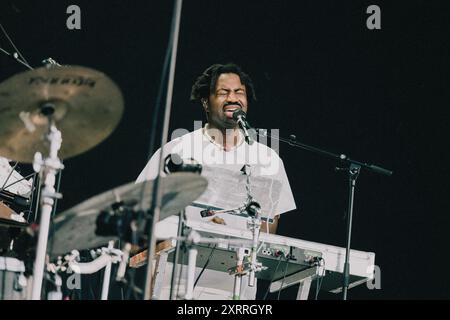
(205, 73, 248, 130)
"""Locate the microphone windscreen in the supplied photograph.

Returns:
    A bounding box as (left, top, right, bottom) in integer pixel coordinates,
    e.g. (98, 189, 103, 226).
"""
(232, 109, 246, 121)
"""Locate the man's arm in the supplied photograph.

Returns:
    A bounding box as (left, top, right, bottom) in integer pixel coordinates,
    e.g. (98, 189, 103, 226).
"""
(261, 215, 279, 234)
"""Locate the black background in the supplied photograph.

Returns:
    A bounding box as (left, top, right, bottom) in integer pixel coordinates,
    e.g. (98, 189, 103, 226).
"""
(0, 0, 449, 299)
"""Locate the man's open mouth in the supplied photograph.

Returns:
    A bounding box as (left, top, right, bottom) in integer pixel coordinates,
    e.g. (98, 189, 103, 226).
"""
(223, 105, 241, 118)
(223, 105, 241, 112)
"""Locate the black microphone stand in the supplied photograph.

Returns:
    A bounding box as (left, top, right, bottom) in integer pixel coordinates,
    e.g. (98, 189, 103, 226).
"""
(255, 129, 392, 300)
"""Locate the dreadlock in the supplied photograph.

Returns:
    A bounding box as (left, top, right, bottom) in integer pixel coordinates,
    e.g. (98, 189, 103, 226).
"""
(190, 63, 256, 105)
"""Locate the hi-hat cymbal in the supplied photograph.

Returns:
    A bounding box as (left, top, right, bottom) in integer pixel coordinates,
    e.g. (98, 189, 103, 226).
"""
(49, 173, 208, 256)
(0, 65, 124, 163)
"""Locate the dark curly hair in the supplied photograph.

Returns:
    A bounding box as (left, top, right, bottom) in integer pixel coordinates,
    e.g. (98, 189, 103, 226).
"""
(190, 63, 257, 105)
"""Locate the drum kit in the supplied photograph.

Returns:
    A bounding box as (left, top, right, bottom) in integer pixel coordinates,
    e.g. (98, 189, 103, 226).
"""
(0, 62, 209, 300)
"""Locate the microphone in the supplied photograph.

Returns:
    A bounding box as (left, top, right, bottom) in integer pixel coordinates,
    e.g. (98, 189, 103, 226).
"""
(232, 109, 254, 145)
(164, 153, 202, 174)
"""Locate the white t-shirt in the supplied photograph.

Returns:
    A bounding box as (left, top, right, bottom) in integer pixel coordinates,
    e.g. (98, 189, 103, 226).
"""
(136, 127, 297, 299)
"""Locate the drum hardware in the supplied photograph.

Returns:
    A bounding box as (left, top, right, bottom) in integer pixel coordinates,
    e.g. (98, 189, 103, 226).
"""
(45, 173, 206, 299)
(164, 154, 202, 175)
(0, 61, 125, 299)
(0, 157, 34, 219)
(30, 115, 65, 300)
(0, 64, 125, 163)
(46, 241, 123, 300)
(49, 173, 207, 257)
(65, 241, 122, 300)
(44, 271, 63, 300)
(0, 189, 32, 208)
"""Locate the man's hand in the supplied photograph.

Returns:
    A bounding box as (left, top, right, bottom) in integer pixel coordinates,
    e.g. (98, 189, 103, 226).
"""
(210, 216, 226, 225)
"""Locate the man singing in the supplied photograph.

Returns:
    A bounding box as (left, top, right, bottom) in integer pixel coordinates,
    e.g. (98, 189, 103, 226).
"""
(137, 63, 296, 299)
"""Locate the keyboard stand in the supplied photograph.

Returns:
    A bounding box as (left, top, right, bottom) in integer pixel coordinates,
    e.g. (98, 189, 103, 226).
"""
(269, 266, 319, 300)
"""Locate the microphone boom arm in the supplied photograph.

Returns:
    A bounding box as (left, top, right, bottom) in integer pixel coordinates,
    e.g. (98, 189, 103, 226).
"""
(256, 129, 392, 176)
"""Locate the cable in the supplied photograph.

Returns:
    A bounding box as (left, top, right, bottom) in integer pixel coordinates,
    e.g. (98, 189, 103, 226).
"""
(262, 253, 284, 300)
(277, 255, 290, 300)
(32, 174, 41, 224)
(193, 244, 216, 289)
(314, 258, 326, 300)
(0, 46, 33, 70)
(256, 216, 270, 254)
(0, 23, 30, 65)
(25, 172, 39, 223)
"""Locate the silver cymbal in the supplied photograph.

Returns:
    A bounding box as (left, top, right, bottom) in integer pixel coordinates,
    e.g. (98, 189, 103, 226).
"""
(49, 173, 208, 256)
(0, 65, 124, 163)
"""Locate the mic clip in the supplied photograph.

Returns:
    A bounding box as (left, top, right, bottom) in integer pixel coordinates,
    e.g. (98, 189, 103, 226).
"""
(232, 109, 255, 145)
(164, 154, 202, 174)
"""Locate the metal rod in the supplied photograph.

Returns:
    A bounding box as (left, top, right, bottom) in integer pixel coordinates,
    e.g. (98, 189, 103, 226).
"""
(101, 241, 115, 300)
(342, 164, 360, 300)
(31, 124, 63, 300)
(143, 0, 183, 300)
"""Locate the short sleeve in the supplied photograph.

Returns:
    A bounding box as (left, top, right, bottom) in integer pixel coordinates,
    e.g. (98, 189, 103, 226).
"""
(274, 158, 297, 215)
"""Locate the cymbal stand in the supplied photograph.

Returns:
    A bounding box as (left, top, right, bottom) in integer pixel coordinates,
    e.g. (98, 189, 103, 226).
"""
(30, 113, 64, 300)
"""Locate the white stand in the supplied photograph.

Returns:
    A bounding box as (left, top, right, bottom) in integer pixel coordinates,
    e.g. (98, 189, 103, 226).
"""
(247, 211, 262, 287)
(184, 248, 198, 300)
(101, 241, 115, 300)
(155, 231, 253, 300)
(152, 251, 169, 300)
(31, 122, 64, 300)
(269, 265, 323, 300)
(46, 273, 63, 300)
(232, 247, 246, 300)
(65, 241, 122, 300)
